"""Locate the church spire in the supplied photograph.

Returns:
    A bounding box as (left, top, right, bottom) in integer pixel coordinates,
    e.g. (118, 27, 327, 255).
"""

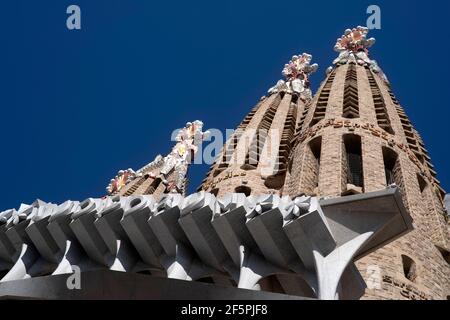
(200, 51, 316, 197)
(107, 120, 209, 197)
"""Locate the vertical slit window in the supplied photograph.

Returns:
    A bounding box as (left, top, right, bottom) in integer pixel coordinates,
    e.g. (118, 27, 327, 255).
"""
(309, 137, 322, 191)
(417, 174, 427, 193)
(243, 94, 282, 169)
(310, 70, 336, 127)
(344, 134, 363, 189)
(401, 255, 418, 282)
(387, 89, 421, 152)
(210, 101, 263, 178)
(382, 147, 399, 186)
(342, 64, 359, 119)
(366, 69, 394, 134)
(265, 103, 298, 190)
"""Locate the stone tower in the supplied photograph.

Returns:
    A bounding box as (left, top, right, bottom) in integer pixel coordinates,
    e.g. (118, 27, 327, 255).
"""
(200, 53, 318, 198)
(284, 27, 450, 300)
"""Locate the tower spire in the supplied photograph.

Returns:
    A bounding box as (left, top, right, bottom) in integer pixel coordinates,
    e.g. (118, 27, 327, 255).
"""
(201, 52, 317, 197)
(284, 26, 449, 300)
(107, 120, 209, 197)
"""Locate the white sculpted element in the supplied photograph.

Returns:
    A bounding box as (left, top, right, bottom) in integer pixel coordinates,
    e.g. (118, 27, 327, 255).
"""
(268, 53, 318, 101)
(158, 121, 210, 193)
(332, 26, 386, 79)
(107, 121, 209, 195)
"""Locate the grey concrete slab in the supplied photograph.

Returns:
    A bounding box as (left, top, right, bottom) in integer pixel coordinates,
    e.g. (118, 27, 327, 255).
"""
(148, 206, 189, 257)
(0, 225, 16, 263)
(179, 206, 230, 272)
(320, 187, 413, 258)
(283, 209, 336, 269)
(94, 200, 140, 272)
(47, 214, 77, 252)
(26, 216, 60, 263)
(120, 197, 163, 268)
(6, 220, 32, 248)
(94, 201, 130, 253)
(0, 270, 312, 300)
(70, 211, 110, 266)
(246, 208, 299, 269)
(212, 206, 260, 267)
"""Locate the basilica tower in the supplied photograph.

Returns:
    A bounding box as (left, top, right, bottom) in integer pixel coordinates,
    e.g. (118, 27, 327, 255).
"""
(284, 27, 450, 300)
(200, 54, 318, 198)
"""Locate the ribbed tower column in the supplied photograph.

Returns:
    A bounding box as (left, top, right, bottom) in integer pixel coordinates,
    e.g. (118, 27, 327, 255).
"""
(200, 54, 318, 198)
(284, 27, 450, 300)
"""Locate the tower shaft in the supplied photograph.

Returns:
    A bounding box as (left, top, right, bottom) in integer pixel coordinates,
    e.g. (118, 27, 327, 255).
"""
(283, 26, 449, 299)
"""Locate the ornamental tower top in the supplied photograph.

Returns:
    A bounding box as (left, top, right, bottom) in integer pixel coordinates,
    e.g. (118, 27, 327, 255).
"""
(107, 120, 209, 198)
(268, 53, 318, 101)
(330, 26, 388, 82)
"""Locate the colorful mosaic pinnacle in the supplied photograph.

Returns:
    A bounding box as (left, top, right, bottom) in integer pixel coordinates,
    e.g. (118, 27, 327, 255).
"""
(332, 26, 385, 78)
(268, 53, 318, 101)
(106, 120, 209, 195)
(334, 26, 376, 54)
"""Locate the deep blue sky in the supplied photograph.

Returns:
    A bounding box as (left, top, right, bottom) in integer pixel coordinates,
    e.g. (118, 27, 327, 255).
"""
(1, 0, 449, 210)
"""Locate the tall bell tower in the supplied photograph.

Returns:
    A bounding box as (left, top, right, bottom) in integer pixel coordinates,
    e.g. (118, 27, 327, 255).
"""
(200, 54, 318, 198)
(284, 27, 450, 300)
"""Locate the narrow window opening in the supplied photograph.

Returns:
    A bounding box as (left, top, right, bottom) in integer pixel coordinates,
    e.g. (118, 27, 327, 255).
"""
(342, 64, 359, 119)
(382, 147, 399, 186)
(264, 103, 298, 190)
(309, 137, 322, 191)
(366, 69, 394, 134)
(243, 94, 282, 169)
(417, 174, 427, 193)
(310, 70, 336, 127)
(401, 255, 418, 282)
(343, 135, 364, 191)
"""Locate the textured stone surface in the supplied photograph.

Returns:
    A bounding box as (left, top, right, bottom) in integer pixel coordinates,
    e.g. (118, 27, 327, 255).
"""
(285, 61, 450, 300)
